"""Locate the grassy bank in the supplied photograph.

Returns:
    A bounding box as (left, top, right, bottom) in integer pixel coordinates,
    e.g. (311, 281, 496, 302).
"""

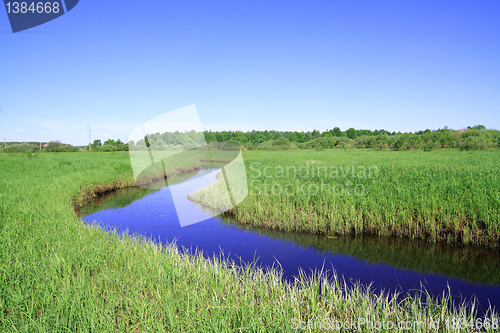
(219, 220, 500, 286)
(191, 149, 500, 247)
(1, 152, 498, 331)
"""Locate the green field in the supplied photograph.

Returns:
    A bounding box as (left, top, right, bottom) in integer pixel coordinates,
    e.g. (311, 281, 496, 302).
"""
(0, 151, 498, 331)
(194, 149, 500, 247)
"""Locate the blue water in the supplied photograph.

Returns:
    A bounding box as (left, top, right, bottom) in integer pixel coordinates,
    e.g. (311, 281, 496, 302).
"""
(82, 168, 500, 316)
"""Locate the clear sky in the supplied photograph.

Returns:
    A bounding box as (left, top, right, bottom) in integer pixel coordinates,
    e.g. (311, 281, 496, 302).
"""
(1, 1, 499, 145)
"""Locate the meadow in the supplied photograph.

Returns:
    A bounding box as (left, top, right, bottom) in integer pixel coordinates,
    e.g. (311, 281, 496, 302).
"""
(0, 151, 498, 331)
(191, 149, 500, 247)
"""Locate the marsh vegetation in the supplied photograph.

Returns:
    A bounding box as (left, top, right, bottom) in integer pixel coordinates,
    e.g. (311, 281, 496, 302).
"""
(1, 150, 499, 331)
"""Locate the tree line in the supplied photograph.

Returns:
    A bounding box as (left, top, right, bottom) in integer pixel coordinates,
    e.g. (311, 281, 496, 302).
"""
(128, 125, 500, 151)
(0, 141, 78, 153)
(0, 139, 128, 153)
(1, 125, 499, 153)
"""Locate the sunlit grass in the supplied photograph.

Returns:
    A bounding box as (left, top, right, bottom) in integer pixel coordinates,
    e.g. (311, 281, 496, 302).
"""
(0, 152, 498, 331)
(215, 149, 500, 247)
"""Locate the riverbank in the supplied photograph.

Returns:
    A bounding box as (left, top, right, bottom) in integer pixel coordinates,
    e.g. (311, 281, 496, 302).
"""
(191, 149, 500, 247)
(1, 152, 498, 331)
(72, 165, 202, 215)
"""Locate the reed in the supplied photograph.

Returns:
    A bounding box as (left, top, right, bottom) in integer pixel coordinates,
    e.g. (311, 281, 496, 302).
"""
(0, 152, 498, 331)
(204, 149, 500, 247)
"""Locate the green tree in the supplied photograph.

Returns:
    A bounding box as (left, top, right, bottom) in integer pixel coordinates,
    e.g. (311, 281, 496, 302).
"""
(346, 128, 358, 139)
(331, 127, 342, 137)
(91, 139, 102, 151)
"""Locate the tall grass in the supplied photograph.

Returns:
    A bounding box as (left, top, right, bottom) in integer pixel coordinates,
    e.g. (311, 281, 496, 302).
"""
(0, 152, 498, 331)
(190, 149, 500, 247)
(218, 221, 500, 286)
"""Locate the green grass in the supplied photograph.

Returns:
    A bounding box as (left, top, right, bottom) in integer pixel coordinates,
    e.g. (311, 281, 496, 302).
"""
(219, 220, 500, 286)
(198, 149, 500, 247)
(0, 152, 499, 332)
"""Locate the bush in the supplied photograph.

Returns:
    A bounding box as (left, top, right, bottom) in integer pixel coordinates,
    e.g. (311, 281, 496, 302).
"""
(299, 136, 353, 149)
(257, 138, 298, 151)
(0, 143, 39, 153)
(355, 136, 375, 149)
(457, 137, 488, 151)
(373, 134, 390, 150)
(423, 142, 438, 152)
(44, 141, 78, 153)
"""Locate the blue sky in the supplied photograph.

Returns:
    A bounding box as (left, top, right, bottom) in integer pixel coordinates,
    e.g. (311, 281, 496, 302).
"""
(1, 0, 499, 145)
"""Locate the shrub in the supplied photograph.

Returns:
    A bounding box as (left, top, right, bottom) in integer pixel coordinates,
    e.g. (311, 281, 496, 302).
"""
(1, 142, 39, 153)
(257, 138, 298, 151)
(457, 137, 488, 151)
(44, 141, 78, 153)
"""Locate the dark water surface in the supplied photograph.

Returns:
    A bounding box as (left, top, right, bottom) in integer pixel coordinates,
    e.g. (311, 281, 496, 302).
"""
(81, 168, 500, 316)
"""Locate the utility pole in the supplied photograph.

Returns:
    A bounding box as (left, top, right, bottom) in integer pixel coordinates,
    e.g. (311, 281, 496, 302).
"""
(39, 142, 41, 151)
(4, 138, 6, 148)
(88, 124, 91, 151)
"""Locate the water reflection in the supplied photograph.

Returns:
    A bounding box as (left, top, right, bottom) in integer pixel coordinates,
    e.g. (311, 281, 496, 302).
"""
(223, 224, 500, 286)
(81, 168, 500, 315)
